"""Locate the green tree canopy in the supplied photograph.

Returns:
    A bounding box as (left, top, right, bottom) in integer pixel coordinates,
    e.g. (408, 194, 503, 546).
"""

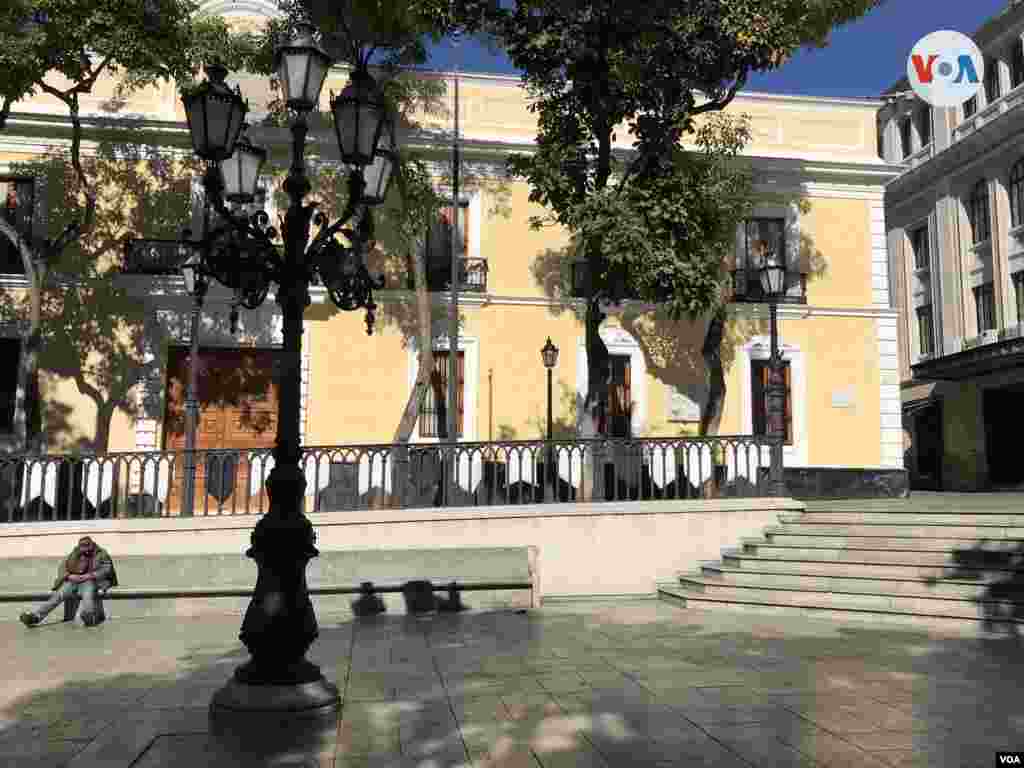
(478, 0, 884, 432)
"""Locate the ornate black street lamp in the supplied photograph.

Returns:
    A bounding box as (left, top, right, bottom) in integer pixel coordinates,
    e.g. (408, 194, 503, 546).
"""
(758, 249, 789, 497)
(180, 25, 394, 716)
(730, 236, 806, 498)
(541, 337, 558, 500)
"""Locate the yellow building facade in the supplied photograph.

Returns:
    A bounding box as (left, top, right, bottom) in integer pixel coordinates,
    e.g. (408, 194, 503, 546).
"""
(0, 2, 903, 509)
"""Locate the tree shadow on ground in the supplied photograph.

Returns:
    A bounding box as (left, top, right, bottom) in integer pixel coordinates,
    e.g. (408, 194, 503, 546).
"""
(922, 539, 1024, 636)
(3, 605, 1023, 767)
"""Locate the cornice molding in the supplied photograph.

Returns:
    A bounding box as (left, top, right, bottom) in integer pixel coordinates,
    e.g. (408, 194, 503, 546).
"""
(109, 278, 897, 321)
(3, 112, 896, 187)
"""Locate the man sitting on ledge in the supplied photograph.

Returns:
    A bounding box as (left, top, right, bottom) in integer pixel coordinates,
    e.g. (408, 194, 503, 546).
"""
(20, 536, 118, 628)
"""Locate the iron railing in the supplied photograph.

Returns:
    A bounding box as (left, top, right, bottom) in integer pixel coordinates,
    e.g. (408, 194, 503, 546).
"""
(0, 435, 781, 522)
(407, 257, 488, 293)
(121, 237, 190, 275)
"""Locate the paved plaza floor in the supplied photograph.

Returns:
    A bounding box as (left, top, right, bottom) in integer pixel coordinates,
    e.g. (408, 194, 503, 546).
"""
(3, 600, 1023, 768)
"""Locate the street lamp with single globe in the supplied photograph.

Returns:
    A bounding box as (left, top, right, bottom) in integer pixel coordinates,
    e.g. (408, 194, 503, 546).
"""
(179, 25, 395, 717)
(541, 338, 559, 500)
(177, 252, 208, 518)
(759, 247, 791, 498)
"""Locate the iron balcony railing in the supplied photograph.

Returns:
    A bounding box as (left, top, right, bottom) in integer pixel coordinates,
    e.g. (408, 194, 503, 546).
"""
(408, 257, 488, 293)
(0, 435, 781, 522)
(122, 237, 190, 275)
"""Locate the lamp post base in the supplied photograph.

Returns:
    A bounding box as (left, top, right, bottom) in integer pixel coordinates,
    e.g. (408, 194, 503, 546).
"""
(209, 683, 339, 766)
(210, 676, 340, 714)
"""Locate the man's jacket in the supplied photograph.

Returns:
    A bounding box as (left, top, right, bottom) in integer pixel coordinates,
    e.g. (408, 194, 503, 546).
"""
(52, 544, 119, 592)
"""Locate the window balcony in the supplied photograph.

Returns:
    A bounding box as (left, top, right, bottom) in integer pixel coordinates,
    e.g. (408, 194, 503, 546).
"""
(407, 257, 488, 293)
(121, 237, 189, 275)
(730, 266, 807, 305)
(568, 261, 640, 300)
(953, 85, 1024, 143)
(962, 329, 1000, 350)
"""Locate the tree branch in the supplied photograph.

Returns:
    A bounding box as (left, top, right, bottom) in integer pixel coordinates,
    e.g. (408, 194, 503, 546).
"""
(72, 54, 115, 96)
(690, 71, 747, 116)
(41, 91, 97, 257)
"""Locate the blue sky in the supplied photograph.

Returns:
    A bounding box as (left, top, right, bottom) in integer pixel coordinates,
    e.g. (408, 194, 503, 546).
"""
(422, 0, 1011, 98)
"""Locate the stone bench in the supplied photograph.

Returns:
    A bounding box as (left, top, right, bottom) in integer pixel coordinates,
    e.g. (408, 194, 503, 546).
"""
(2, 547, 538, 621)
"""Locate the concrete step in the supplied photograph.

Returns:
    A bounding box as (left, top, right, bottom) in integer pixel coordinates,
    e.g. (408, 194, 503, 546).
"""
(690, 568, 1002, 599)
(783, 512, 1024, 525)
(663, 578, 1024, 621)
(656, 584, 1024, 633)
(760, 533, 1024, 550)
(802, 495, 1024, 512)
(735, 543, 1014, 565)
(718, 551, 1024, 579)
(772, 520, 1024, 538)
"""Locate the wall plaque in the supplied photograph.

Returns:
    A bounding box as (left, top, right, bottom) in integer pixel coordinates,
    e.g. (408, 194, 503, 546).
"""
(668, 388, 700, 422)
(831, 388, 854, 408)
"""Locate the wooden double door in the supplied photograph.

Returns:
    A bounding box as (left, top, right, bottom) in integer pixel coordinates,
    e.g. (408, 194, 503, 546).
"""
(163, 347, 281, 514)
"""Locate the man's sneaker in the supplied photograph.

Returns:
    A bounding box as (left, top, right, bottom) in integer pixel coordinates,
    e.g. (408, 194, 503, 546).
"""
(19, 612, 40, 627)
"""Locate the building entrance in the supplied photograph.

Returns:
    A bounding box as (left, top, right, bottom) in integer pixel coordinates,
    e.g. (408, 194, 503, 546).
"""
(912, 401, 943, 490)
(984, 383, 1024, 487)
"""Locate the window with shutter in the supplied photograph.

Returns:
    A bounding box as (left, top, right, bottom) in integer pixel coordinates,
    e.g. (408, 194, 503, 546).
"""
(422, 202, 469, 291)
(916, 106, 931, 147)
(911, 225, 930, 270)
(1010, 159, 1024, 229)
(916, 306, 934, 357)
(751, 360, 792, 445)
(899, 118, 913, 158)
(597, 355, 632, 437)
(1013, 272, 1024, 324)
(974, 283, 996, 333)
(420, 350, 464, 438)
(0, 338, 20, 431)
(984, 57, 1001, 103)
(1013, 40, 1024, 89)
(968, 179, 991, 244)
(1, 178, 33, 274)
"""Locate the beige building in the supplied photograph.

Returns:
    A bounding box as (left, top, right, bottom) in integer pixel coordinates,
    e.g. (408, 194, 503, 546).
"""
(0, 1, 902, 512)
(879, 2, 1024, 491)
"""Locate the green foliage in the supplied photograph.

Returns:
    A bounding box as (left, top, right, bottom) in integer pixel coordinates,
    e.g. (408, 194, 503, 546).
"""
(0, 0, 265, 112)
(492, 0, 884, 321)
(0, 142, 201, 449)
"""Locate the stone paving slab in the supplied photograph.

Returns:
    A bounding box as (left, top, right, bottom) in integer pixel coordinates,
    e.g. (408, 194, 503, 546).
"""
(3, 600, 1024, 767)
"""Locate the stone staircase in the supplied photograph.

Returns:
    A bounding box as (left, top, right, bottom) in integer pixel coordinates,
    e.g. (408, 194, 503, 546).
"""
(658, 493, 1024, 630)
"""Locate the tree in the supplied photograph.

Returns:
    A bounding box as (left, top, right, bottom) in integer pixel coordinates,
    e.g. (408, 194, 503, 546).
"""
(0, 0, 265, 452)
(483, 0, 885, 437)
(0, 142, 211, 452)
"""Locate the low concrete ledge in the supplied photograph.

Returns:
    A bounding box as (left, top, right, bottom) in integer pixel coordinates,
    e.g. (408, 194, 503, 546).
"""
(2, 581, 536, 620)
(0, 497, 802, 599)
(784, 467, 909, 499)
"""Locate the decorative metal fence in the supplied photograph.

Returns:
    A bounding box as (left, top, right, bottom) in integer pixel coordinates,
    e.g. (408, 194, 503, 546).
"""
(0, 435, 780, 522)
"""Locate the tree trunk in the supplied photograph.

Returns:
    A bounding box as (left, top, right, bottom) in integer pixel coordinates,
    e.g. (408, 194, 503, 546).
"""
(699, 306, 728, 438)
(93, 404, 116, 454)
(384, 244, 436, 508)
(583, 296, 610, 427)
(0, 218, 45, 454)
